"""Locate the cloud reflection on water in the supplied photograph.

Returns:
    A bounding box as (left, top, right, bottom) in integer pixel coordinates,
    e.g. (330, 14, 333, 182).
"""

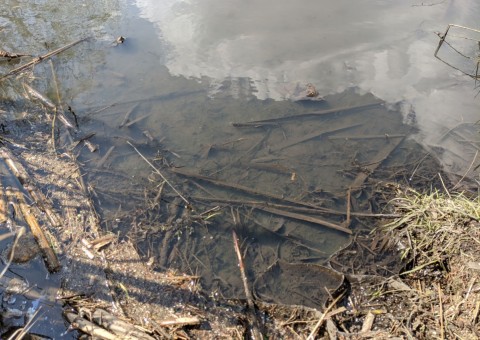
(134, 0, 480, 175)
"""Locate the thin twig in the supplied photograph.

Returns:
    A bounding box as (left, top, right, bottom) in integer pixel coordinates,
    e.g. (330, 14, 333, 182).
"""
(232, 230, 263, 339)
(437, 282, 444, 340)
(127, 141, 189, 206)
(307, 292, 345, 340)
(345, 187, 351, 228)
(438, 173, 451, 198)
(49, 60, 61, 153)
(452, 150, 478, 190)
(0, 227, 25, 279)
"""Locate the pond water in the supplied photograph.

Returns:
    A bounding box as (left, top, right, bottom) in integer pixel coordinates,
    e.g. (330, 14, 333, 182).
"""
(1, 0, 480, 336)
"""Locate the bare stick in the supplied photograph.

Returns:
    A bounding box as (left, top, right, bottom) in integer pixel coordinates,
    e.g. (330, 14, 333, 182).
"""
(232, 102, 382, 127)
(307, 292, 345, 340)
(155, 317, 201, 327)
(49, 60, 60, 152)
(127, 141, 189, 206)
(118, 103, 138, 128)
(97, 146, 115, 168)
(344, 187, 351, 228)
(124, 113, 151, 128)
(24, 83, 56, 109)
(452, 150, 478, 190)
(329, 134, 405, 141)
(232, 230, 263, 339)
(437, 283, 445, 340)
(170, 167, 321, 210)
(271, 124, 362, 152)
(189, 195, 400, 218)
(0, 37, 88, 80)
(257, 206, 352, 234)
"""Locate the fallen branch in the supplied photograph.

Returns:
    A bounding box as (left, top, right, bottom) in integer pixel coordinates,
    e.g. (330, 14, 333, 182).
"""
(97, 146, 115, 168)
(119, 104, 138, 128)
(344, 187, 352, 229)
(0, 37, 89, 80)
(232, 102, 382, 127)
(170, 167, 322, 210)
(256, 206, 352, 234)
(307, 292, 345, 340)
(188, 195, 400, 218)
(328, 134, 405, 141)
(270, 124, 362, 152)
(232, 230, 263, 339)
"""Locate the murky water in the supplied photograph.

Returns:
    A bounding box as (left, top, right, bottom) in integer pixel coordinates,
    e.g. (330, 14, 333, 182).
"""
(1, 0, 480, 336)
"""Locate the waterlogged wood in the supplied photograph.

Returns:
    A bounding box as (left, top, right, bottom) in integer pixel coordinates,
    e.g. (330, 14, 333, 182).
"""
(328, 134, 406, 141)
(119, 103, 138, 128)
(271, 124, 362, 152)
(13, 190, 61, 272)
(97, 146, 115, 168)
(189, 195, 400, 218)
(350, 135, 406, 189)
(257, 206, 352, 234)
(0, 37, 89, 80)
(232, 102, 383, 127)
(170, 167, 322, 210)
(124, 112, 151, 128)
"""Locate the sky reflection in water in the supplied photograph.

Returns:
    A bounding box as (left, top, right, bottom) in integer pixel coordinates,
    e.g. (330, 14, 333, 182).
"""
(134, 0, 480, 174)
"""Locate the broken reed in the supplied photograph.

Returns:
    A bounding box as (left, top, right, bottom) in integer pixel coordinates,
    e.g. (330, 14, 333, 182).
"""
(381, 188, 480, 275)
